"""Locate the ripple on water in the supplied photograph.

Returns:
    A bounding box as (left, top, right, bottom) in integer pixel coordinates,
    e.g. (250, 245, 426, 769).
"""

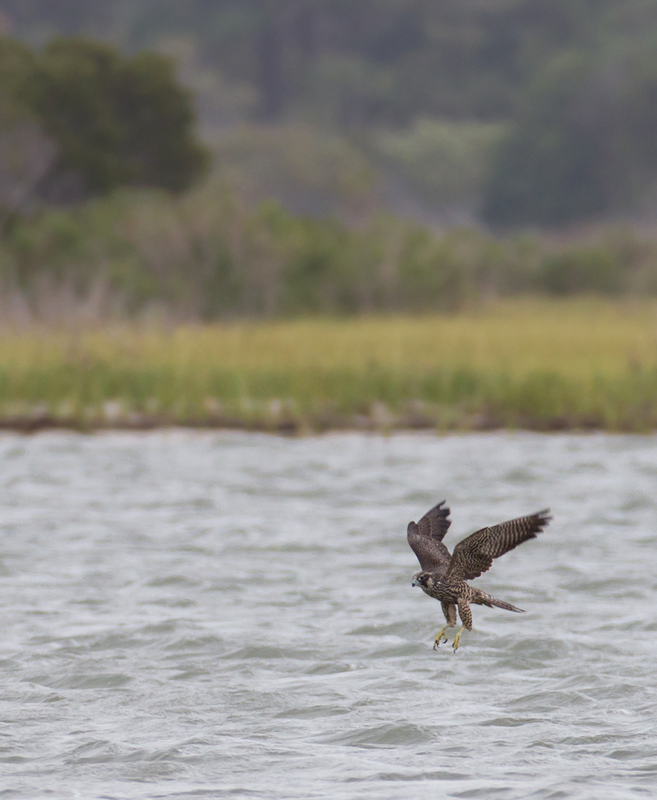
(321, 722, 438, 747)
(480, 717, 548, 728)
(275, 705, 351, 719)
(24, 672, 133, 690)
(493, 635, 573, 667)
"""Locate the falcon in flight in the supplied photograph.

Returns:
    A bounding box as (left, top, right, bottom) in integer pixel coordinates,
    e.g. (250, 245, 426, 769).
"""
(408, 501, 551, 651)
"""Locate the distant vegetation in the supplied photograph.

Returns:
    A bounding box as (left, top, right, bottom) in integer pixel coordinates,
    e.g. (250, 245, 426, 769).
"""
(4, 0, 657, 226)
(0, 10, 656, 430)
(1, 181, 657, 324)
(0, 35, 208, 229)
(0, 10, 655, 323)
(1, 300, 656, 432)
(483, 44, 657, 225)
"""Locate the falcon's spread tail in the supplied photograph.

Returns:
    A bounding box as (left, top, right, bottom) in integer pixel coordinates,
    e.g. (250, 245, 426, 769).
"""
(472, 589, 524, 613)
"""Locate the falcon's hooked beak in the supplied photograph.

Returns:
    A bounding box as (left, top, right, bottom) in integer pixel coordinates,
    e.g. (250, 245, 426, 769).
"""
(411, 575, 422, 587)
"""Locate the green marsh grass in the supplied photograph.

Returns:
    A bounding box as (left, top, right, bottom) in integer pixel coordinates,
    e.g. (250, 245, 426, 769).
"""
(1, 298, 657, 431)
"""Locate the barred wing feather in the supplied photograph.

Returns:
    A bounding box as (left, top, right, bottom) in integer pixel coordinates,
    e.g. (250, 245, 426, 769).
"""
(446, 509, 551, 582)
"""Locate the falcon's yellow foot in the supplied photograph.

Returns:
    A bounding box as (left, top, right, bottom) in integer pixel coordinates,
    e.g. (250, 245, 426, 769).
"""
(452, 626, 466, 652)
(432, 626, 450, 650)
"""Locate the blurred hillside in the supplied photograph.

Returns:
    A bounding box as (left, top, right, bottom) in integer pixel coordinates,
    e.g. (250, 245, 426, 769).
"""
(4, 0, 657, 227)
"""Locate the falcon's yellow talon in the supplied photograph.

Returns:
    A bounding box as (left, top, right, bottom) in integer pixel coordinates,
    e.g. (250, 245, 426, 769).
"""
(433, 626, 449, 649)
(452, 626, 466, 652)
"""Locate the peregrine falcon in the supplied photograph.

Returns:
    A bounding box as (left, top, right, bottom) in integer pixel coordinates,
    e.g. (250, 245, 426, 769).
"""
(408, 501, 551, 651)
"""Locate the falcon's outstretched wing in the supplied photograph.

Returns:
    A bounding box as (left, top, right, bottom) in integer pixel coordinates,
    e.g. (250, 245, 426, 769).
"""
(407, 500, 453, 574)
(446, 509, 551, 582)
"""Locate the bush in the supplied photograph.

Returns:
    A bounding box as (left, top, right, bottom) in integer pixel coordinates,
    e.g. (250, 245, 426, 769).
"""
(3, 183, 657, 323)
(537, 248, 624, 295)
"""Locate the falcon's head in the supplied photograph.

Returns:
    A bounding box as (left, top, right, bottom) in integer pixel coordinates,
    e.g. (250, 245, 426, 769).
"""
(412, 571, 431, 588)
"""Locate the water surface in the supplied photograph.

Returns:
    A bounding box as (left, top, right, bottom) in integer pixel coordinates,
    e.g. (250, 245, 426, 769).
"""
(0, 431, 656, 799)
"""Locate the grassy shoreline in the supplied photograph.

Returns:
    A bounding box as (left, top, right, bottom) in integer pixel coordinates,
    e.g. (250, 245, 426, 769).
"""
(1, 299, 656, 433)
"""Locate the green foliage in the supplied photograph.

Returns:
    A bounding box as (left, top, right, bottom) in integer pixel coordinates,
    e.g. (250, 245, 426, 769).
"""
(0, 0, 627, 126)
(7, 1, 657, 233)
(22, 38, 208, 197)
(25, 39, 129, 195)
(118, 51, 209, 191)
(0, 35, 208, 208)
(483, 41, 657, 225)
(483, 52, 606, 226)
(0, 37, 34, 91)
(537, 248, 623, 295)
(0, 42, 58, 230)
(212, 124, 376, 218)
(2, 183, 657, 322)
(371, 119, 507, 207)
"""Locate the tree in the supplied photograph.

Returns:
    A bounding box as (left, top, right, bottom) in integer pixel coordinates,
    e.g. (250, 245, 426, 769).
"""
(0, 39, 58, 228)
(0, 0, 631, 127)
(482, 43, 657, 226)
(19, 38, 209, 199)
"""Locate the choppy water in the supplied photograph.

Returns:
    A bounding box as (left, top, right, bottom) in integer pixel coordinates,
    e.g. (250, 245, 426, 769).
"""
(0, 431, 656, 799)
